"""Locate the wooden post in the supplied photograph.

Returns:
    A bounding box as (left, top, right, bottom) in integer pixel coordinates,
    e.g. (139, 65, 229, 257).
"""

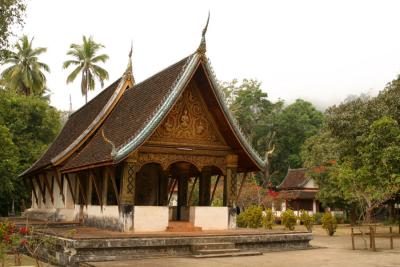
(389, 226, 393, 249)
(53, 168, 65, 203)
(35, 175, 46, 204)
(29, 177, 39, 205)
(107, 167, 120, 207)
(43, 173, 54, 205)
(77, 175, 88, 208)
(90, 171, 103, 209)
(370, 226, 376, 251)
(65, 174, 76, 204)
(102, 168, 108, 207)
(369, 226, 373, 249)
(351, 227, 355, 250)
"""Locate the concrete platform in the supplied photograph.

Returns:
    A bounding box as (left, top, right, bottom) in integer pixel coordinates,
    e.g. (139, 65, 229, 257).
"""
(31, 226, 312, 266)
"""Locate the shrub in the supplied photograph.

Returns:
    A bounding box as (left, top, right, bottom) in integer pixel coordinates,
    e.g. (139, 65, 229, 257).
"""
(281, 209, 297, 230)
(299, 210, 314, 232)
(321, 212, 337, 236)
(334, 213, 345, 224)
(263, 208, 275, 230)
(236, 206, 263, 228)
(313, 212, 323, 225)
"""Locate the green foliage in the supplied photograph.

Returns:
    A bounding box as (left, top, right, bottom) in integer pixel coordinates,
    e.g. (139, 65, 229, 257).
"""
(321, 212, 337, 236)
(1, 35, 50, 96)
(281, 209, 297, 230)
(263, 208, 275, 229)
(63, 35, 109, 103)
(220, 79, 323, 185)
(334, 213, 345, 224)
(313, 212, 323, 225)
(299, 210, 314, 232)
(236, 206, 263, 228)
(0, 0, 26, 59)
(0, 91, 61, 215)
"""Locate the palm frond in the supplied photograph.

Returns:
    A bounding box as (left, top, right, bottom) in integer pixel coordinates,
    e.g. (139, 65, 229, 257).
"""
(66, 65, 83, 84)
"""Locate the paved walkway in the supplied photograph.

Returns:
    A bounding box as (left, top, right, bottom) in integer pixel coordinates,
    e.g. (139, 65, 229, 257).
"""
(89, 226, 400, 267)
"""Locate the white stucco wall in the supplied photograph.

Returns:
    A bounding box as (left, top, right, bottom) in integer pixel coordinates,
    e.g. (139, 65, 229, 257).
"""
(189, 206, 229, 230)
(133, 206, 169, 232)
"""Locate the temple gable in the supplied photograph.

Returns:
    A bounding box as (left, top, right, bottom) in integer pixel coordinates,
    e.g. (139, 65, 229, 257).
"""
(147, 82, 227, 148)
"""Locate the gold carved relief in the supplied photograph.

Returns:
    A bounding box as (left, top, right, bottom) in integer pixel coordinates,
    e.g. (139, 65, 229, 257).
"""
(149, 84, 226, 146)
(138, 152, 226, 174)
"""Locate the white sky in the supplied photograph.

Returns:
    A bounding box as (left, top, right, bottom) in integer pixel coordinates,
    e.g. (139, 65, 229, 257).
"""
(20, 0, 400, 111)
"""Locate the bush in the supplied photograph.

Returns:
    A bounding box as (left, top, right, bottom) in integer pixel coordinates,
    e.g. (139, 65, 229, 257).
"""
(281, 209, 297, 230)
(236, 206, 263, 228)
(313, 212, 323, 225)
(263, 208, 275, 230)
(334, 213, 345, 224)
(299, 210, 314, 232)
(321, 212, 337, 236)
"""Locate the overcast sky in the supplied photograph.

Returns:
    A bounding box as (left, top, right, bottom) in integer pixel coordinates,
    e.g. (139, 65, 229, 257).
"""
(19, 0, 400, 111)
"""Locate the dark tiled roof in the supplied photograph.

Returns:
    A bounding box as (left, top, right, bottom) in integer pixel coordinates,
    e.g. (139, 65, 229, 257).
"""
(281, 190, 317, 200)
(22, 79, 121, 176)
(61, 56, 190, 171)
(278, 168, 311, 189)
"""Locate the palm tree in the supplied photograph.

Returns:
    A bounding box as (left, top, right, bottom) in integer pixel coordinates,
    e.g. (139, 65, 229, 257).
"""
(63, 36, 109, 103)
(0, 35, 50, 96)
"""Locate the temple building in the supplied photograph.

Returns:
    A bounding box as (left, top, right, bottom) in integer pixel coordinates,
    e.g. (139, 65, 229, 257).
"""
(276, 168, 321, 215)
(21, 20, 265, 232)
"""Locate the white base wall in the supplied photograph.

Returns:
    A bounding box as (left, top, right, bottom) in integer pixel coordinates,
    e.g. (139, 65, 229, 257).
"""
(133, 206, 169, 232)
(190, 206, 229, 230)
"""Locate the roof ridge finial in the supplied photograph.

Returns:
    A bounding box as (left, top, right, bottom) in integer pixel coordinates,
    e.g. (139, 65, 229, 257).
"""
(197, 11, 210, 55)
(125, 41, 135, 85)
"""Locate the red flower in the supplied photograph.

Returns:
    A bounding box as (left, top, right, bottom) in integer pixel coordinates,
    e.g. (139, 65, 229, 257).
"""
(268, 189, 279, 198)
(19, 227, 29, 235)
(3, 235, 11, 244)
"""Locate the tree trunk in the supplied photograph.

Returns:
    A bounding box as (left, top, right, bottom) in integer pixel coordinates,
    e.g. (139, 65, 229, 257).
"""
(349, 207, 357, 226)
(365, 206, 374, 224)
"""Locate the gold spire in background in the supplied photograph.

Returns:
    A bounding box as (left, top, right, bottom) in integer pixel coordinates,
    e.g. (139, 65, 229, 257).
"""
(197, 12, 210, 55)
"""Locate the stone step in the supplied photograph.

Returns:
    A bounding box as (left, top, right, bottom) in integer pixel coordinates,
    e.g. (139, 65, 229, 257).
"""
(195, 248, 241, 255)
(192, 251, 263, 258)
(166, 221, 202, 232)
(191, 242, 236, 251)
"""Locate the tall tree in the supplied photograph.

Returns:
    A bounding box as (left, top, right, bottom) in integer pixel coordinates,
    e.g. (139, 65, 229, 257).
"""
(63, 36, 109, 103)
(0, 90, 61, 215)
(270, 99, 323, 183)
(0, 35, 50, 96)
(0, 0, 26, 59)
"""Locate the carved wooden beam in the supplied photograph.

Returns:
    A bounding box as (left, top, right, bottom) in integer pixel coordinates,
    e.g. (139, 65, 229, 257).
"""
(35, 174, 46, 204)
(236, 172, 248, 203)
(53, 168, 65, 203)
(90, 170, 103, 209)
(29, 177, 39, 205)
(77, 174, 88, 208)
(168, 178, 178, 204)
(188, 176, 198, 205)
(210, 175, 221, 204)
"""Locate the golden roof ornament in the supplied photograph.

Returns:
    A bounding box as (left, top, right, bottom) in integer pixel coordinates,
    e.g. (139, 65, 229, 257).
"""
(125, 41, 135, 85)
(197, 12, 210, 55)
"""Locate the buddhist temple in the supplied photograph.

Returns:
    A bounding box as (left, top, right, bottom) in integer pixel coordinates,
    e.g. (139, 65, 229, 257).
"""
(21, 17, 266, 232)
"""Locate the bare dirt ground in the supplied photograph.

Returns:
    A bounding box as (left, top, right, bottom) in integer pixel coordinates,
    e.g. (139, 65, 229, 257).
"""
(89, 225, 400, 267)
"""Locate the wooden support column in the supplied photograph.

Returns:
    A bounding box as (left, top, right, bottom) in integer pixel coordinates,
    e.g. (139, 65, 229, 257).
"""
(225, 154, 238, 207)
(158, 170, 169, 206)
(188, 177, 199, 205)
(90, 170, 103, 209)
(53, 168, 65, 203)
(43, 173, 54, 205)
(77, 174, 88, 208)
(86, 172, 92, 205)
(199, 167, 212, 206)
(65, 173, 76, 204)
(35, 174, 46, 204)
(29, 177, 39, 205)
(120, 153, 139, 231)
(102, 168, 108, 206)
(106, 167, 120, 207)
